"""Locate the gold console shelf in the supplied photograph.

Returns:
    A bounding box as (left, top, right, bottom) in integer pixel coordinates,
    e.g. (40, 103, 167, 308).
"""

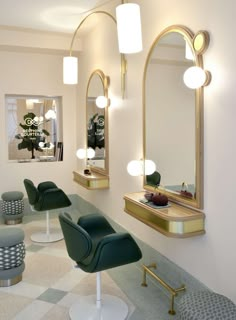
(73, 170, 109, 190)
(124, 192, 205, 238)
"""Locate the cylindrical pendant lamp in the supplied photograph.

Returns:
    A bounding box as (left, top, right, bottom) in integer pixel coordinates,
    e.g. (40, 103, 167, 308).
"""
(116, 3, 142, 53)
(63, 56, 78, 84)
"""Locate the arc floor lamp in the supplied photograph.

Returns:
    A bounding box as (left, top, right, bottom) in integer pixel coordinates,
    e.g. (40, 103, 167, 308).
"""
(63, 1, 143, 98)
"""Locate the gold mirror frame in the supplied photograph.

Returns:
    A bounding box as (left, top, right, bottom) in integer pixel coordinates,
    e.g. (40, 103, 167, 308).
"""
(86, 69, 109, 176)
(143, 25, 210, 209)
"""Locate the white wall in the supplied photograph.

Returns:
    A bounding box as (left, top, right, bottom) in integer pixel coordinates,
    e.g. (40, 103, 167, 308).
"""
(75, 0, 236, 303)
(0, 50, 77, 195)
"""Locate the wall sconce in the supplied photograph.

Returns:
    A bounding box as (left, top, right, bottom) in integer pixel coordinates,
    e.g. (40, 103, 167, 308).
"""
(95, 95, 110, 109)
(76, 148, 95, 159)
(127, 159, 156, 176)
(183, 66, 211, 89)
(116, 3, 142, 54)
(63, 1, 142, 98)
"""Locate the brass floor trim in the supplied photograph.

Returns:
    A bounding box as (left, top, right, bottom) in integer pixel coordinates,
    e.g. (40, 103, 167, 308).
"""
(141, 264, 186, 315)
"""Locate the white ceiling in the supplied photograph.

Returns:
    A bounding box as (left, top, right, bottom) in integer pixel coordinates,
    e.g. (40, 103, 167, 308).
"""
(0, 0, 113, 33)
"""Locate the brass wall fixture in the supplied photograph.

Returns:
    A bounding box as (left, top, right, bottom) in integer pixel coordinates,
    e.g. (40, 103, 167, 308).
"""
(63, 1, 143, 99)
(141, 263, 186, 315)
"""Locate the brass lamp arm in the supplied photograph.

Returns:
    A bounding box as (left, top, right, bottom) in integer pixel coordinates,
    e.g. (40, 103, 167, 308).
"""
(68, 10, 127, 99)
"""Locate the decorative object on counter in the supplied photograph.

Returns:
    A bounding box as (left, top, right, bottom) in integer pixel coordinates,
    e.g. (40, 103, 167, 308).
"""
(0, 228, 25, 287)
(178, 291, 236, 320)
(152, 193, 168, 206)
(141, 263, 185, 315)
(180, 182, 193, 199)
(1, 191, 24, 225)
(59, 212, 142, 320)
(84, 169, 91, 175)
(144, 191, 154, 201)
(23, 179, 71, 243)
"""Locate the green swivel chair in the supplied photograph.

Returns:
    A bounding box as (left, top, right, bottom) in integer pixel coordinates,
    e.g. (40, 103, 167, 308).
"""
(59, 212, 142, 320)
(146, 171, 161, 187)
(24, 179, 71, 243)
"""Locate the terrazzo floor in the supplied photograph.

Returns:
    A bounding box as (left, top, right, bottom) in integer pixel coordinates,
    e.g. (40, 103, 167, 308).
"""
(0, 210, 178, 320)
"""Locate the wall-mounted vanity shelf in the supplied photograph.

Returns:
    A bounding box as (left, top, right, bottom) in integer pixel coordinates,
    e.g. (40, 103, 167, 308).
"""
(124, 192, 205, 238)
(73, 170, 109, 190)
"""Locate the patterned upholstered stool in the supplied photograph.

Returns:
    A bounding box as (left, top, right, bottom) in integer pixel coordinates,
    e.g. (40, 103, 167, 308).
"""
(0, 228, 25, 287)
(178, 291, 236, 320)
(1, 191, 24, 225)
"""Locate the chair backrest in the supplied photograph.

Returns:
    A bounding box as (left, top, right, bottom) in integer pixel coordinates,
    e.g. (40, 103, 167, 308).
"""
(59, 212, 92, 262)
(23, 179, 39, 205)
(146, 171, 161, 187)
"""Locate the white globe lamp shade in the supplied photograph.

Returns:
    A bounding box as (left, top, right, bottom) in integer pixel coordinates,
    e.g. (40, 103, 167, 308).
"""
(116, 3, 142, 54)
(63, 56, 78, 84)
(76, 148, 86, 159)
(183, 66, 207, 89)
(87, 148, 95, 159)
(144, 160, 156, 175)
(96, 96, 108, 109)
(45, 109, 56, 120)
(127, 160, 142, 176)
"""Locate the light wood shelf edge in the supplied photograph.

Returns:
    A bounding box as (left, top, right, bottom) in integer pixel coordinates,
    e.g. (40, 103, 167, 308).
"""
(124, 192, 205, 238)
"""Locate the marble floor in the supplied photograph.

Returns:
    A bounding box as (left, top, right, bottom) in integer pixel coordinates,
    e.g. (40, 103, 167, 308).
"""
(0, 211, 178, 320)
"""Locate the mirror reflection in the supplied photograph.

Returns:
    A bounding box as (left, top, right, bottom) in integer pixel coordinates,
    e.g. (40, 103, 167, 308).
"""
(6, 95, 63, 162)
(86, 70, 109, 175)
(144, 26, 204, 208)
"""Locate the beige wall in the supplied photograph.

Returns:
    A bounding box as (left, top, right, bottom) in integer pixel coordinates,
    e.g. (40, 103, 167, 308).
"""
(75, 0, 236, 303)
(0, 50, 77, 195)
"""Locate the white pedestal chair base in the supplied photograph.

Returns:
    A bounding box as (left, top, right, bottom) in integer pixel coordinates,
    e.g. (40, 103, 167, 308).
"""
(30, 209, 64, 243)
(30, 231, 63, 243)
(69, 294, 129, 320)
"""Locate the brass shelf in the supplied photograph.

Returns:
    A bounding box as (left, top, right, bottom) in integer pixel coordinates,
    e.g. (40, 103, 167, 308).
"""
(73, 170, 109, 190)
(124, 192, 205, 238)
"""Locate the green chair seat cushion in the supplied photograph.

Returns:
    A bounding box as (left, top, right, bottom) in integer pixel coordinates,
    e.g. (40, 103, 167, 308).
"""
(1, 191, 24, 201)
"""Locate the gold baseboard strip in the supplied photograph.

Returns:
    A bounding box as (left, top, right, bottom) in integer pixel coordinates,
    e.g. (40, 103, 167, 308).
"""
(141, 264, 186, 315)
(0, 274, 22, 287)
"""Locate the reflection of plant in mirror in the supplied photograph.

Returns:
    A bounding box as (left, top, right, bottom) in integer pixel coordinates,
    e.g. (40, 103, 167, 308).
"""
(15, 112, 50, 159)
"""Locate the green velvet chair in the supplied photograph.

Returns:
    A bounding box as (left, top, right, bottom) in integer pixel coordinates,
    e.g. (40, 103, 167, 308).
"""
(24, 179, 71, 243)
(59, 212, 142, 320)
(146, 171, 161, 187)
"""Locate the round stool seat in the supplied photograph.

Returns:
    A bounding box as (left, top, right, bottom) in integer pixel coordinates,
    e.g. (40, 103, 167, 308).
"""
(1, 191, 24, 225)
(178, 291, 236, 320)
(0, 228, 24, 245)
(0, 228, 25, 287)
(1, 191, 24, 201)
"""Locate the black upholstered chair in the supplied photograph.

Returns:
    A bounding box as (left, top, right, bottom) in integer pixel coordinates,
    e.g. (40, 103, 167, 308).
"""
(24, 179, 71, 243)
(59, 212, 142, 320)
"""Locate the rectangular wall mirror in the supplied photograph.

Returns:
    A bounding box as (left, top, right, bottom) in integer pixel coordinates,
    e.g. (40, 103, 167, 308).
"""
(6, 94, 63, 162)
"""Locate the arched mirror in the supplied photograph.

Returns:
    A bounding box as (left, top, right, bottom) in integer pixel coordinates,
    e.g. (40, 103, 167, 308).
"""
(86, 69, 109, 175)
(143, 25, 210, 209)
